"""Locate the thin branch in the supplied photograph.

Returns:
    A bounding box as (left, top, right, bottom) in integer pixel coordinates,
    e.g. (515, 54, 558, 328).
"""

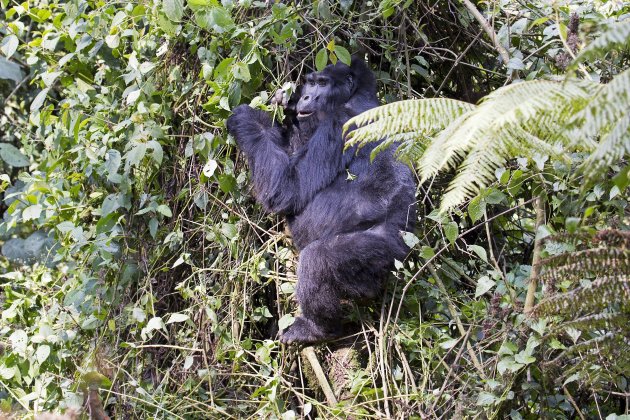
(460, 0, 510, 66)
(302, 347, 338, 406)
(524, 195, 546, 312)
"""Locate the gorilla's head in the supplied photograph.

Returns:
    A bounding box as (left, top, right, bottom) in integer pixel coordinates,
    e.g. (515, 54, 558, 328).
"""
(295, 57, 378, 120)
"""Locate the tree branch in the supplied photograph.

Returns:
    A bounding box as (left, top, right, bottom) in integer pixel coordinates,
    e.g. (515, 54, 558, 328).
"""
(302, 346, 338, 406)
(460, 0, 510, 66)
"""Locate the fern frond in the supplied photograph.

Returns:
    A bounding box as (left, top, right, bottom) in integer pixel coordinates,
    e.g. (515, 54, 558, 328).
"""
(344, 98, 475, 148)
(417, 80, 597, 211)
(533, 274, 630, 316)
(570, 68, 630, 182)
(536, 247, 630, 286)
(572, 18, 630, 66)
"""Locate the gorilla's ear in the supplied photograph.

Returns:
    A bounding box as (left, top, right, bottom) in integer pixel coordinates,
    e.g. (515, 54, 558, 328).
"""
(345, 74, 355, 90)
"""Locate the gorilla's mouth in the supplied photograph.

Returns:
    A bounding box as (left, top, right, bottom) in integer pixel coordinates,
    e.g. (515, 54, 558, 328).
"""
(297, 111, 314, 119)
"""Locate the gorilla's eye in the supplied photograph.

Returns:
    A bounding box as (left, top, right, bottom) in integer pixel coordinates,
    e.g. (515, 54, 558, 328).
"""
(317, 80, 327, 87)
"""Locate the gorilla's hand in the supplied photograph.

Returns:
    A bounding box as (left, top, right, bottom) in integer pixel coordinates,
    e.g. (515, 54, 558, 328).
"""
(226, 105, 274, 141)
(271, 89, 289, 108)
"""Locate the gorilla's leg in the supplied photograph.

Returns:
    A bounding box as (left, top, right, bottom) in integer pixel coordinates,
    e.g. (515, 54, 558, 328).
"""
(280, 225, 407, 345)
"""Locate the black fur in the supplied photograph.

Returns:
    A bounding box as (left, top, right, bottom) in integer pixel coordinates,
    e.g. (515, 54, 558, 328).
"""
(226, 58, 416, 344)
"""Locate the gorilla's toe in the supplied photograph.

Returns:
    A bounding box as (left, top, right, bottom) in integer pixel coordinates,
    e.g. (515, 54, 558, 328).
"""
(279, 316, 340, 345)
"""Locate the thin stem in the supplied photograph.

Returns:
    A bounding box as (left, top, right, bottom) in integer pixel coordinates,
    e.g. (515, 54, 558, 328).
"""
(524, 195, 546, 312)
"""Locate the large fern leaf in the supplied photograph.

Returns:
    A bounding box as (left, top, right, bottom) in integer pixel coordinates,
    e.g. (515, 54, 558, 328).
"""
(566, 68, 630, 182)
(344, 98, 474, 149)
(572, 18, 630, 66)
(418, 80, 597, 211)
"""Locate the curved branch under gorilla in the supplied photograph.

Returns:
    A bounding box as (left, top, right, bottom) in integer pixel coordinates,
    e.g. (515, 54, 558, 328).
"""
(226, 58, 417, 344)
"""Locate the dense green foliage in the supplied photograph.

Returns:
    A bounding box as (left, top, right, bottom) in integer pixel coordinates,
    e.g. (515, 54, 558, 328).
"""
(0, 0, 628, 418)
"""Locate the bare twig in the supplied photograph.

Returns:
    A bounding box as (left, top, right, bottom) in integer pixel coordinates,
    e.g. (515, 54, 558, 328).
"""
(460, 0, 510, 66)
(302, 347, 338, 406)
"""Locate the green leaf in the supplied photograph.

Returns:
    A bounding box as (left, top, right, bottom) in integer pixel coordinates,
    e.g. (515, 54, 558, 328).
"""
(278, 314, 295, 330)
(401, 231, 419, 248)
(514, 351, 536, 364)
(195, 7, 234, 33)
(30, 88, 50, 112)
(420, 245, 435, 260)
(167, 313, 189, 324)
(157, 204, 172, 217)
(0, 143, 29, 167)
(475, 275, 496, 297)
(9, 329, 28, 358)
(146, 317, 165, 332)
(22, 204, 42, 221)
(149, 218, 158, 238)
(476, 391, 498, 406)
(315, 48, 328, 71)
(163, 0, 184, 22)
(102, 194, 121, 217)
(439, 338, 460, 349)
(334, 45, 351, 65)
(233, 62, 251, 82)
(444, 221, 458, 244)
(35, 345, 51, 364)
(468, 196, 485, 223)
(0, 34, 19, 59)
(0, 57, 23, 82)
(218, 174, 236, 192)
(203, 159, 218, 177)
(497, 357, 524, 375)
(468, 244, 487, 263)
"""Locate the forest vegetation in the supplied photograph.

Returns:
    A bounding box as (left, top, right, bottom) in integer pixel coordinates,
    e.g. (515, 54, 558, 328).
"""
(0, 0, 629, 418)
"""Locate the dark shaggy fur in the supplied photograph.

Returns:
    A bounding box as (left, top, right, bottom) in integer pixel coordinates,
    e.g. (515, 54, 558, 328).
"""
(226, 58, 416, 344)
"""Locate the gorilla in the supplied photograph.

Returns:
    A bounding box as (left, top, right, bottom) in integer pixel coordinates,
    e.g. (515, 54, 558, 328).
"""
(226, 58, 416, 344)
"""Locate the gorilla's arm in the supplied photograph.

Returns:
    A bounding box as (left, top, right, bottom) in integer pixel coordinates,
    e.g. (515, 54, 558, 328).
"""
(227, 105, 345, 214)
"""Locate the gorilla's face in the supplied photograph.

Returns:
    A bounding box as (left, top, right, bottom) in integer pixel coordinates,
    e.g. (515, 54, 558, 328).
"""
(296, 64, 355, 120)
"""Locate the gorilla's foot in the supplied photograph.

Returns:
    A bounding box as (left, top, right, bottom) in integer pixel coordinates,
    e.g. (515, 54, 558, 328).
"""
(279, 316, 341, 345)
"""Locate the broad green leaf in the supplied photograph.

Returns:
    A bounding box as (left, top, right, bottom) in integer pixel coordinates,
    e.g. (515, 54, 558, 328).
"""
(475, 275, 496, 297)
(444, 221, 458, 244)
(476, 391, 498, 406)
(167, 313, 189, 324)
(401, 231, 419, 248)
(468, 244, 487, 263)
(40, 71, 62, 87)
(102, 194, 121, 217)
(35, 345, 51, 364)
(149, 218, 158, 238)
(514, 351, 536, 364)
(163, 0, 184, 22)
(9, 329, 28, 357)
(278, 314, 295, 330)
(22, 204, 42, 221)
(420, 245, 435, 260)
(146, 317, 165, 332)
(468, 196, 485, 223)
(315, 48, 328, 71)
(30, 88, 50, 112)
(157, 204, 172, 217)
(497, 356, 524, 375)
(203, 159, 218, 177)
(439, 338, 459, 349)
(195, 7, 234, 33)
(0, 57, 22, 82)
(334, 45, 351, 65)
(0, 143, 29, 167)
(0, 34, 18, 58)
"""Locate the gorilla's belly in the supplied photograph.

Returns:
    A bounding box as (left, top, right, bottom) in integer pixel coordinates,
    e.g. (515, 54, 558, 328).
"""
(287, 176, 385, 250)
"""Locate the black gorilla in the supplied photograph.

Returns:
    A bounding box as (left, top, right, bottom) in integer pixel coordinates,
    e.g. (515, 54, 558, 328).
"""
(226, 58, 416, 344)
